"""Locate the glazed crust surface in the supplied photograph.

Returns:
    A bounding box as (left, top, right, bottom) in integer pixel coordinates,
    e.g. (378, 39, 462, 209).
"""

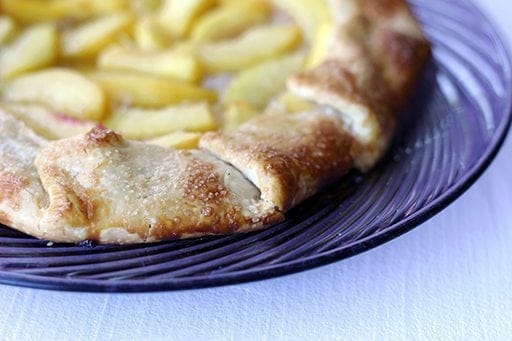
(289, 0, 430, 170)
(34, 127, 283, 243)
(201, 111, 354, 211)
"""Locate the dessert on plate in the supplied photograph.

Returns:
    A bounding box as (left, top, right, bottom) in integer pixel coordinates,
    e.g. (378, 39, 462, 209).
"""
(0, 0, 430, 244)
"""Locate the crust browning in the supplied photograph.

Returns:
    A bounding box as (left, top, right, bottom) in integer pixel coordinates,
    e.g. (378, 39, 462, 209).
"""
(0, 172, 29, 210)
(34, 128, 282, 243)
(289, 0, 430, 170)
(201, 111, 354, 211)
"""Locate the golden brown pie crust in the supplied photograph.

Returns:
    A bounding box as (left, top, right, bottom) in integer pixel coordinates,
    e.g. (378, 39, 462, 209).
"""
(0, 0, 430, 244)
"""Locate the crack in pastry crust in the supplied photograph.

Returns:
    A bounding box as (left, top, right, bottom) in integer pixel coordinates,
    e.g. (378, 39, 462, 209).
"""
(201, 111, 355, 211)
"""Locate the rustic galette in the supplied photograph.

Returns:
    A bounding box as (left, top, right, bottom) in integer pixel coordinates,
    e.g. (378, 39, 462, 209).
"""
(0, 0, 430, 243)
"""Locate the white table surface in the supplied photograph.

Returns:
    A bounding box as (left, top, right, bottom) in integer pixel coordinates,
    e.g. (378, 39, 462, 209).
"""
(1, 1, 512, 340)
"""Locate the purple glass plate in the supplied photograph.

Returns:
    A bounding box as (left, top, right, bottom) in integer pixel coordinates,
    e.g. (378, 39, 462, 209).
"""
(0, 0, 511, 292)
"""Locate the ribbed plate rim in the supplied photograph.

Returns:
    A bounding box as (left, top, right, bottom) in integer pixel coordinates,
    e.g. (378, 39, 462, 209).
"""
(0, 0, 510, 292)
